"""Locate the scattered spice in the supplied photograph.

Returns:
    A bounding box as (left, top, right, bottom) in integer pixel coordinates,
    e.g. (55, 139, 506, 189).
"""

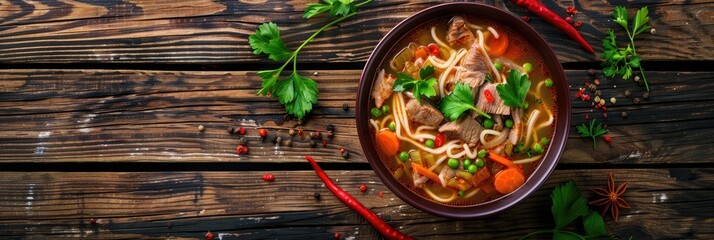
(205, 231, 214, 240)
(359, 184, 367, 192)
(326, 130, 334, 138)
(340, 148, 345, 153)
(289, 128, 296, 136)
(90, 218, 97, 224)
(298, 128, 304, 136)
(602, 113, 608, 119)
(595, 90, 602, 97)
(285, 139, 293, 147)
(379, 192, 384, 198)
(565, 16, 573, 24)
(239, 138, 247, 146)
(633, 98, 641, 104)
(624, 90, 631, 97)
(642, 92, 649, 99)
(198, 125, 205, 132)
(588, 68, 596, 76)
(276, 136, 283, 145)
(314, 192, 321, 200)
(334, 232, 341, 240)
(262, 173, 275, 182)
(304, 156, 414, 240)
(238, 127, 246, 135)
(588, 84, 597, 92)
(322, 140, 328, 147)
(310, 140, 317, 148)
(326, 124, 335, 132)
(259, 129, 268, 137)
(589, 173, 630, 222)
(313, 71, 319, 76)
(593, 78, 601, 86)
(621, 112, 628, 119)
(521, 15, 530, 22)
(610, 97, 617, 104)
(573, 21, 583, 28)
(227, 127, 235, 134)
(236, 145, 249, 155)
(271, 136, 279, 143)
(565, 6, 577, 15)
(603, 135, 612, 143)
(508, 0, 593, 53)
(342, 151, 350, 159)
(343, 103, 350, 112)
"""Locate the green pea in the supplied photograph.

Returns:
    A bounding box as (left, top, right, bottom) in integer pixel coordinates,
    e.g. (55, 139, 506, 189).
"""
(483, 118, 494, 129)
(467, 164, 478, 174)
(425, 139, 435, 148)
(523, 102, 529, 109)
(523, 62, 533, 72)
(504, 119, 514, 128)
(458, 190, 465, 196)
(371, 107, 382, 118)
(532, 143, 544, 154)
(477, 149, 487, 158)
(388, 122, 396, 131)
(381, 105, 390, 114)
(540, 137, 550, 146)
(463, 159, 472, 168)
(514, 142, 524, 153)
(399, 151, 409, 162)
(447, 158, 459, 169)
(494, 62, 503, 72)
(544, 78, 553, 88)
(475, 158, 485, 168)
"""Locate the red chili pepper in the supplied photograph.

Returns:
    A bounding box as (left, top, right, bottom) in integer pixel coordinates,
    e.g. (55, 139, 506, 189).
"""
(304, 156, 414, 240)
(258, 129, 268, 137)
(434, 134, 445, 148)
(238, 127, 246, 135)
(484, 89, 494, 103)
(509, 0, 593, 53)
(427, 43, 440, 56)
(262, 173, 275, 182)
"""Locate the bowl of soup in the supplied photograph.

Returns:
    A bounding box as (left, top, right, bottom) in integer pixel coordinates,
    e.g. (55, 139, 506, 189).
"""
(356, 2, 570, 218)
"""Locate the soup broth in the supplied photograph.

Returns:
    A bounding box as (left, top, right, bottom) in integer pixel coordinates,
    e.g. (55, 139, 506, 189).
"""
(369, 16, 557, 206)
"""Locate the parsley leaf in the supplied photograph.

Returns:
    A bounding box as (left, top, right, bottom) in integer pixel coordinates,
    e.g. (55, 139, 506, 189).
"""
(602, 6, 651, 92)
(392, 66, 438, 104)
(496, 69, 531, 108)
(612, 6, 628, 29)
(552, 180, 589, 230)
(576, 119, 608, 148)
(248, 22, 293, 62)
(584, 210, 608, 238)
(439, 83, 491, 121)
(304, 0, 358, 19)
(250, 0, 371, 119)
(633, 6, 652, 36)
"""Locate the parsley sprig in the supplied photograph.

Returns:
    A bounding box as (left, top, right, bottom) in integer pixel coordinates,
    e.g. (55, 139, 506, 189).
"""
(249, 0, 372, 119)
(576, 119, 609, 149)
(439, 83, 491, 121)
(496, 69, 531, 108)
(602, 6, 651, 92)
(520, 181, 610, 240)
(392, 65, 438, 104)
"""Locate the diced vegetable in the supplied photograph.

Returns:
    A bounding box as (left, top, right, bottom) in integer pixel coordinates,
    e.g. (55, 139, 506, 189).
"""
(483, 118, 494, 129)
(390, 42, 417, 71)
(457, 171, 473, 180)
(532, 143, 544, 154)
(447, 178, 473, 191)
(423, 153, 437, 168)
(475, 158, 485, 168)
(463, 159, 472, 168)
(544, 78, 553, 87)
(477, 149, 488, 158)
(415, 46, 429, 60)
(376, 130, 400, 157)
(486, 32, 509, 56)
(470, 167, 492, 186)
(494, 61, 504, 72)
(540, 137, 550, 146)
(411, 162, 441, 185)
(393, 167, 404, 179)
(427, 43, 440, 56)
(488, 151, 519, 170)
(409, 150, 422, 165)
(381, 105, 390, 114)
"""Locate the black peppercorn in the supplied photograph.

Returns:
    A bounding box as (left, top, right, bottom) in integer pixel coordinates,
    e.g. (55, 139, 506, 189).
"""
(326, 130, 334, 138)
(227, 127, 235, 134)
(633, 98, 641, 104)
(314, 192, 321, 200)
(588, 69, 596, 76)
(326, 124, 335, 132)
(239, 138, 247, 145)
(341, 151, 350, 159)
(285, 139, 293, 147)
(621, 112, 628, 119)
(271, 136, 278, 143)
(342, 103, 349, 112)
(310, 140, 317, 148)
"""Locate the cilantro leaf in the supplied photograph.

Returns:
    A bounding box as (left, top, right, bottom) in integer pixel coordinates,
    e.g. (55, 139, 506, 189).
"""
(584, 210, 608, 238)
(496, 69, 531, 108)
(392, 66, 437, 104)
(612, 6, 628, 29)
(304, 0, 334, 19)
(257, 68, 283, 96)
(249, 22, 293, 61)
(439, 83, 491, 121)
(419, 65, 435, 79)
(274, 72, 319, 120)
(633, 6, 651, 36)
(576, 119, 608, 148)
(304, 0, 358, 18)
(551, 180, 589, 230)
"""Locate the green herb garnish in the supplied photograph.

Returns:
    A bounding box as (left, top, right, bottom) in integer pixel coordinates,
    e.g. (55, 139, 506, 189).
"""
(393, 65, 438, 104)
(496, 69, 531, 108)
(520, 181, 609, 240)
(602, 6, 651, 91)
(249, 0, 371, 119)
(439, 83, 491, 121)
(576, 119, 609, 149)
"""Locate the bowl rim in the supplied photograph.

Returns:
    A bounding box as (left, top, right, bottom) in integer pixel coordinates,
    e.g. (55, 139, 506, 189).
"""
(356, 2, 571, 219)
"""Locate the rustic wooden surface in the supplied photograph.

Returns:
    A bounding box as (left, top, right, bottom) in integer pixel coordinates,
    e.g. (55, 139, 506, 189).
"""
(0, 0, 713, 239)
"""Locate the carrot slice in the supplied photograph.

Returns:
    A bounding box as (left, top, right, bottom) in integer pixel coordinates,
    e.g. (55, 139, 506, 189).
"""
(493, 168, 525, 194)
(411, 162, 441, 185)
(415, 46, 429, 60)
(488, 151, 519, 170)
(376, 130, 400, 157)
(486, 33, 509, 57)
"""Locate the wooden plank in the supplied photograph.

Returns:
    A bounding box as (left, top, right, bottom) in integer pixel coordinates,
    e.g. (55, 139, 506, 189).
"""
(0, 0, 710, 64)
(0, 169, 711, 239)
(1, 69, 712, 164)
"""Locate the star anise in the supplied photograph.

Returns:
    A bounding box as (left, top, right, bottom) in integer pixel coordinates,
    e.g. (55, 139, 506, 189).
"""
(589, 173, 630, 222)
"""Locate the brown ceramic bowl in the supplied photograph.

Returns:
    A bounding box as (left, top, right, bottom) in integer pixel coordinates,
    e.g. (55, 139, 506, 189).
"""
(356, 2, 571, 218)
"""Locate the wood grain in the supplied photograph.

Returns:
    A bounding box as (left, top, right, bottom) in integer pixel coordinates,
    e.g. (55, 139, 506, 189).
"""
(0, 169, 711, 239)
(0, 0, 710, 64)
(1, 69, 712, 164)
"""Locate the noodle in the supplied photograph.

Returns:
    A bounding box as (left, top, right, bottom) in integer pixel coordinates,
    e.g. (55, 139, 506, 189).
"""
(392, 93, 463, 155)
(424, 187, 458, 203)
(370, 119, 380, 135)
(380, 114, 394, 130)
(429, 155, 449, 171)
(523, 109, 541, 148)
(481, 129, 509, 149)
(462, 187, 481, 199)
(487, 26, 499, 39)
(439, 49, 467, 97)
(394, 93, 436, 141)
(494, 57, 525, 73)
(415, 125, 437, 134)
(431, 26, 452, 52)
(428, 50, 458, 69)
(476, 30, 502, 83)
(512, 154, 543, 165)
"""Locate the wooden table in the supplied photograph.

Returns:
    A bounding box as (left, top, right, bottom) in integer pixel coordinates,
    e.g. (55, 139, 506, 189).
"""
(1, 0, 712, 239)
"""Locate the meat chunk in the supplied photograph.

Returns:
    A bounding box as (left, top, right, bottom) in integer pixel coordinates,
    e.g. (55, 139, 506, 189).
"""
(454, 43, 489, 89)
(371, 69, 395, 108)
(405, 99, 444, 127)
(446, 16, 475, 47)
(438, 117, 484, 145)
(475, 83, 511, 115)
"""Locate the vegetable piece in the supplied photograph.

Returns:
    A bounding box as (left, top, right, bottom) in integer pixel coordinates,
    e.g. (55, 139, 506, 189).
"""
(398, 151, 409, 162)
(540, 137, 550, 146)
(371, 107, 382, 117)
(388, 122, 396, 131)
(251, 0, 372, 119)
(411, 162, 441, 185)
(381, 105, 390, 114)
(414, 46, 429, 60)
(470, 167, 491, 186)
(497, 69, 532, 108)
(483, 119, 494, 129)
(427, 43, 441, 56)
(602, 6, 651, 91)
(505, 118, 514, 128)
(484, 89, 494, 103)
(440, 83, 492, 121)
(474, 158, 485, 168)
(576, 119, 608, 148)
(434, 134, 446, 148)
(467, 164, 477, 174)
(494, 62, 503, 72)
(522, 62, 533, 73)
(488, 151, 519, 170)
(392, 66, 438, 104)
(532, 143, 544, 154)
(544, 78, 553, 88)
(508, 0, 594, 53)
(425, 139, 435, 148)
(447, 178, 473, 191)
(486, 32, 509, 56)
(463, 159, 472, 168)
(447, 158, 459, 169)
(494, 168, 525, 194)
(408, 151, 422, 165)
(457, 171, 472, 180)
(477, 149, 487, 158)
(305, 156, 414, 240)
(423, 153, 437, 167)
(376, 130, 400, 156)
